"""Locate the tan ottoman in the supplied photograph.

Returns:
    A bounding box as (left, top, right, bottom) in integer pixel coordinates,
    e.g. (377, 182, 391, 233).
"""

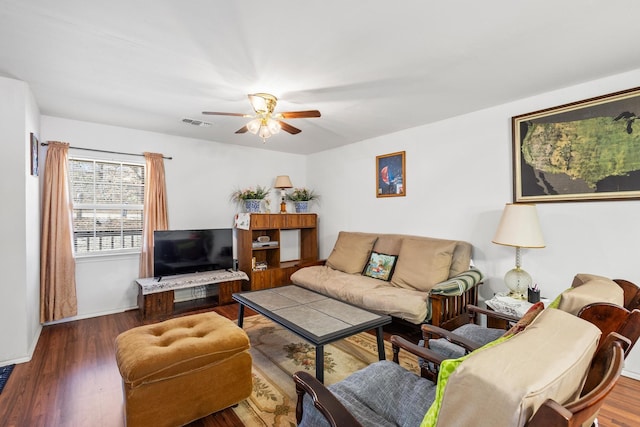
(115, 312, 252, 427)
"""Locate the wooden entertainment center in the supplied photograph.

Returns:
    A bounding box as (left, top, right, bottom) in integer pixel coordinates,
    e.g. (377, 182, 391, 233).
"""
(236, 213, 320, 290)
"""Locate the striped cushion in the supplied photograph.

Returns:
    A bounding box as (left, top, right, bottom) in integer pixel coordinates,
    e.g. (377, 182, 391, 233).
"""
(429, 268, 484, 296)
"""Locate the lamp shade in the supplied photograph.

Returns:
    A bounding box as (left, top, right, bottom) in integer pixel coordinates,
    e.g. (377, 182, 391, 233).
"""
(492, 203, 545, 248)
(274, 175, 293, 189)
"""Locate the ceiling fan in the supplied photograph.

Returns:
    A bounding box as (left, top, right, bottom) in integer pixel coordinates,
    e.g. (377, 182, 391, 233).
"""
(203, 93, 321, 142)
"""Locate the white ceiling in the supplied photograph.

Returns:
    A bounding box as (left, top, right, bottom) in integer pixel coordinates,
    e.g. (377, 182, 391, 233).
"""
(2, 1, 640, 154)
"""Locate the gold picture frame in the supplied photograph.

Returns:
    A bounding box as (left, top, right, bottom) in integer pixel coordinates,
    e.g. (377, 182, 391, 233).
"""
(513, 86, 640, 203)
(376, 151, 405, 198)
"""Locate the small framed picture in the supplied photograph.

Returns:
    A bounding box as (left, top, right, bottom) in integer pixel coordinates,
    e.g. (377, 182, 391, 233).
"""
(30, 132, 39, 176)
(376, 151, 405, 197)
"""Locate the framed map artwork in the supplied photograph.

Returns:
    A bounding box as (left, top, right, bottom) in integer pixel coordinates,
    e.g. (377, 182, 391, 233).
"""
(513, 86, 640, 202)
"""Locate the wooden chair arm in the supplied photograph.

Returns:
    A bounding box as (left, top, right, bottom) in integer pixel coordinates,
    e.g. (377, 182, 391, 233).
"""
(293, 371, 363, 427)
(390, 335, 446, 366)
(526, 399, 574, 427)
(467, 304, 521, 326)
(613, 278, 640, 311)
(420, 324, 480, 354)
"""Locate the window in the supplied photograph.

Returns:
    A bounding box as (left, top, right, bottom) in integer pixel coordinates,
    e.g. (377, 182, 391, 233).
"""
(68, 157, 144, 255)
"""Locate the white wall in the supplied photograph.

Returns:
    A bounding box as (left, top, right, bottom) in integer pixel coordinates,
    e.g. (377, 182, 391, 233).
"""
(307, 69, 640, 377)
(0, 76, 41, 364)
(40, 116, 307, 320)
(5, 70, 640, 377)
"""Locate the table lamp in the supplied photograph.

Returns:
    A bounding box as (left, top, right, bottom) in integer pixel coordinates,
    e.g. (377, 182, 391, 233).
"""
(274, 175, 293, 213)
(492, 203, 545, 299)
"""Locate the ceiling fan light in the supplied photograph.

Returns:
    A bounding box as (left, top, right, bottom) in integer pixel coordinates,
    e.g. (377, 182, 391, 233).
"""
(267, 118, 281, 134)
(246, 118, 261, 134)
(258, 125, 272, 139)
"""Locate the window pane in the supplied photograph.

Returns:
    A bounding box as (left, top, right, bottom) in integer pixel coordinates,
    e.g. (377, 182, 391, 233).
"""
(123, 209, 143, 231)
(121, 164, 144, 183)
(69, 160, 95, 204)
(96, 183, 122, 204)
(122, 184, 144, 204)
(69, 157, 144, 255)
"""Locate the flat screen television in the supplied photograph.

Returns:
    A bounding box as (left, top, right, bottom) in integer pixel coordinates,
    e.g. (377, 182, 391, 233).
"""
(153, 228, 233, 278)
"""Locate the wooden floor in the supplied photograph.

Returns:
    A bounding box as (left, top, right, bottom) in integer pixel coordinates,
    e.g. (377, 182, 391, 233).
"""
(1, 304, 639, 427)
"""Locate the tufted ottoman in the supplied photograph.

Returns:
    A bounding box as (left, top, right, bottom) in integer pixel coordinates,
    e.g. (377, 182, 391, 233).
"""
(115, 312, 252, 427)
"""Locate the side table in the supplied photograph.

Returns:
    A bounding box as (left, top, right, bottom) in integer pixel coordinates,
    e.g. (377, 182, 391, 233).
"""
(485, 293, 550, 329)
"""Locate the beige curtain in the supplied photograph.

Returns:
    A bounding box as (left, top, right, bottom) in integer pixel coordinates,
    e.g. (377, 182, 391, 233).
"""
(40, 141, 77, 322)
(139, 152, 169, 278)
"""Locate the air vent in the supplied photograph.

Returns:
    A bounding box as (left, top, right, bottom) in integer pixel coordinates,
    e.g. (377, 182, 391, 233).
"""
(182, 118, 212, 127)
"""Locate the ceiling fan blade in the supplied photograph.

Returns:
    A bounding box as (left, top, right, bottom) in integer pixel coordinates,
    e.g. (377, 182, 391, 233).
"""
(235, 126, 249, 134)
(278, 110, 321, 119)
(202, 111, 252, 117)
(278, 121, 302, 134)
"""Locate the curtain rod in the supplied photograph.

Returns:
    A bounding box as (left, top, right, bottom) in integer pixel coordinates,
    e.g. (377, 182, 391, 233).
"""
(40, 142, 173, 160)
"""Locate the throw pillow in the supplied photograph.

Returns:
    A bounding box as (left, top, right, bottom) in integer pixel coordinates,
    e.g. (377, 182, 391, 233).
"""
(325, 232, 378, 274)
(502, 301, 545, 337)
(391, 238, 456, 291)
(362, 251, 398, 281)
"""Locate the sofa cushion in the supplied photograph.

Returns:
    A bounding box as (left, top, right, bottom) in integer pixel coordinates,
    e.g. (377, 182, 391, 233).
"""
(449, 241, 472, 277)
(343, 232, 471, 278)
(372, 234, 404, 256)
(391, 238, 456, 291)
(299, 361, 436, 427)
(571, 272, 613, 288)
(326, 232, 377, 274)
(291, 266, 430, 324)
(422, 335, 513, 427)
(434, 308, 601, 427)
(558, 276, 624, 315)
(362, 251, 398, 281)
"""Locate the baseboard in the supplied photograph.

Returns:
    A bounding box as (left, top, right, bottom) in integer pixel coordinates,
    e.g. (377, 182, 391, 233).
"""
(1, 323, 43, 366)
(43, 306, 138, 326)
(622, 369, 640, 380)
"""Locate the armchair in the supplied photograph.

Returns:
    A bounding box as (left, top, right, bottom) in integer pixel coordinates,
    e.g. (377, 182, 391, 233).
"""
(422, 276, 640, 380)
(294, 308, 628, 427)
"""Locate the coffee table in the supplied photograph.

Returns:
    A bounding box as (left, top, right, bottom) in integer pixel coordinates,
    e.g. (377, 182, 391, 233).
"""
(233, 285, 391, 383)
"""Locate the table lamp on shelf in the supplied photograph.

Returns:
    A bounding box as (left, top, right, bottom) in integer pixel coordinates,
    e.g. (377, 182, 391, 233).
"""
(274, 175, 293, 213)
(492, 203, 545, 300)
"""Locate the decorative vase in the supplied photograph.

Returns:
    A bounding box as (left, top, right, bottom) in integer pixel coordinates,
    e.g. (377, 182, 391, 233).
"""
(244, 199, 261, 213)
(294, 201, 309, 213)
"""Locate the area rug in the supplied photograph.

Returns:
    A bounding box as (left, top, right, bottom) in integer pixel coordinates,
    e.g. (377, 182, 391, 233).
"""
(232, 315, 420, 426)
(0, 364, 15, 394)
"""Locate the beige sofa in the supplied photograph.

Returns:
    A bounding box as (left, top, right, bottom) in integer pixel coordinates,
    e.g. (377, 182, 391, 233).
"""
(291, 231, 482, 329)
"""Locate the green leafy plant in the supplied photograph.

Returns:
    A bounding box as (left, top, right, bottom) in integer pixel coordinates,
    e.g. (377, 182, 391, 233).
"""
(231, 185, 271, 201)
(286, 187, 319, 202)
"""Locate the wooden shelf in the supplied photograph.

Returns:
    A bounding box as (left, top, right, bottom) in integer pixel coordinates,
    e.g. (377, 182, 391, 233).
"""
(173, 295, 220, 315)
(237, 213, 319, 291)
